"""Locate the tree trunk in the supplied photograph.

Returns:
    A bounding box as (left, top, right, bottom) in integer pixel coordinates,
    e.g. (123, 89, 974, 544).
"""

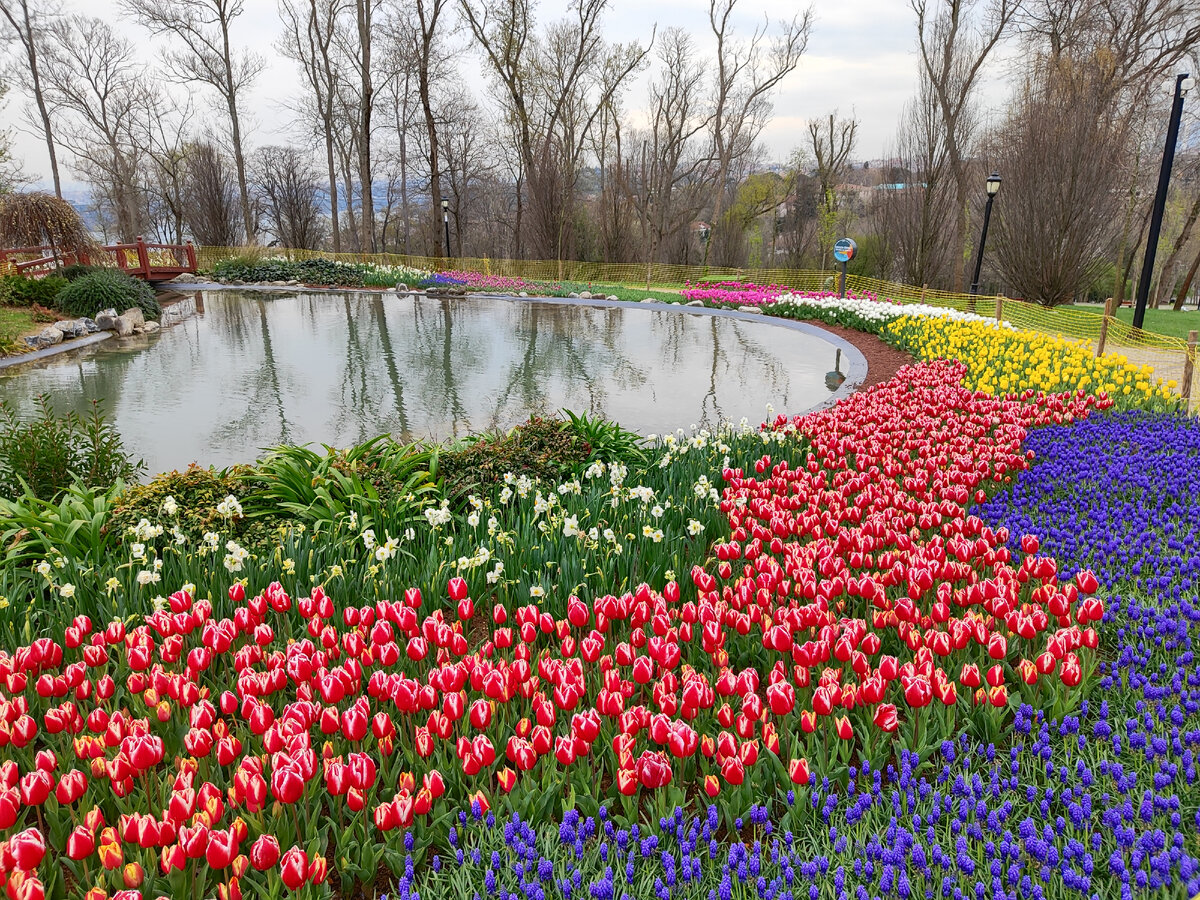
(15, 1, 62, 198)
(397, 88, 410, 256)
(356, 0, 374, 253)
(220, 18, 254, 243)
(1174, 244, 1200, 311)
(324, 132, 341, 253)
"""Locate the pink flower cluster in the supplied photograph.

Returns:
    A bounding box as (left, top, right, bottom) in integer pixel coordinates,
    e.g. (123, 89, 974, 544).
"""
(680, 282, 887, 307)
(439, 272, 538, 292)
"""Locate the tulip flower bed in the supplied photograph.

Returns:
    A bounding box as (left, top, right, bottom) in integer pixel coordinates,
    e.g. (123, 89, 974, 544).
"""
(0, 357, 1135, 900)
(350, 407, 1200, 900)
(881, 315, 1178, 410)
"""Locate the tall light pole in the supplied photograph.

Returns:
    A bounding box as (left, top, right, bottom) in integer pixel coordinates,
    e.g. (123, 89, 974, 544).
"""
(441, 197, 451, 261)
(1133, 73, 1194, 331)
(969, 172, 1002, 296)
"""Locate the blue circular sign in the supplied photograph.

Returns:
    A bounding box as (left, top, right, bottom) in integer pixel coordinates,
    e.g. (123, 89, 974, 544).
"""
(833, 238, 857, 264)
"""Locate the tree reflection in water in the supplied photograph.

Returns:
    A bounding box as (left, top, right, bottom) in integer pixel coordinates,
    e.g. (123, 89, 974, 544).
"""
(0, 292, 850, 472)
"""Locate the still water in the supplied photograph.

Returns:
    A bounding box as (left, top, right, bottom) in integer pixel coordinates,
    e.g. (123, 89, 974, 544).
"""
(0, 291, 853, 474)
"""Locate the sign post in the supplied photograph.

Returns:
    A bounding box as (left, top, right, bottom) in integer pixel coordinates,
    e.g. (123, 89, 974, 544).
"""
(832, 238, 857, 299)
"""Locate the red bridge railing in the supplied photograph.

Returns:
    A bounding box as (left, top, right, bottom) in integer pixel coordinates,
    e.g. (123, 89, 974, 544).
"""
(0, 237, 197, 282)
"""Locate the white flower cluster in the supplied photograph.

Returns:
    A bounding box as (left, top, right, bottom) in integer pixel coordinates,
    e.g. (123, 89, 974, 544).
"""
(770, 293, 1016, 330)
(216, 495, 243, 519)
(224, 540, 250, 572)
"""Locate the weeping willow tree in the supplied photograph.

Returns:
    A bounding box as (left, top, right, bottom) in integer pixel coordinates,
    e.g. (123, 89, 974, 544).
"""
(0, 191, 93, 259)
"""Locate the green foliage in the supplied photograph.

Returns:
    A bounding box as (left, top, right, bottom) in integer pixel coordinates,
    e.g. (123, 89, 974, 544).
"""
(439, 416, 591, 503)
(238, 437, 440, 533)
(106, 464, 255, 542)
(54, 269, 161, 320)
(0, 397, 144, 501)
(0, 482, 122, 575)
(57, 263, 100, 282)
(211, 256, 429, 289)
(561, 410, 648, 466)
(0, 274, 67, 308)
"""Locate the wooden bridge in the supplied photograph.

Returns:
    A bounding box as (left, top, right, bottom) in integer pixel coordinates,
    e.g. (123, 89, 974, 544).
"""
(0, 236, 198, 283)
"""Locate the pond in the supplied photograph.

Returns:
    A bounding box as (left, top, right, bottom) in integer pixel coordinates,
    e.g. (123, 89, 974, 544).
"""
(0, 291, 859, 474)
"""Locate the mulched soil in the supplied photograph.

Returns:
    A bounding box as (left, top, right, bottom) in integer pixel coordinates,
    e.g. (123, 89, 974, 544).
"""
(812, 322, 915, 390)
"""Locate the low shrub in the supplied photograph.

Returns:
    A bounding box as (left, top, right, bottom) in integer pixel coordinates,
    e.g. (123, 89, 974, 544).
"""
(106, 464, 263, 544)
(57, 262, 100, 281)
(0, 397, 144, 501)
(55, 268, 161, 320)
(0, 274, 67, 308)
(439, 416, 591, 502)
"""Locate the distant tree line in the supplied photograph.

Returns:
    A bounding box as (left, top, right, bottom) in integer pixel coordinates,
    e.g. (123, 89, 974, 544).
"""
(1, 0, 1198, 306)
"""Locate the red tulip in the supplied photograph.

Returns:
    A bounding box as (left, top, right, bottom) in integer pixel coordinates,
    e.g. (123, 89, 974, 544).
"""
(206, 829, 238, 869)
(834, 716, 853, 741)
(250, 835, 280, 871)
(122, 862, 144, 888)
(66, 826, 95, 860)
(615, 769, 637, 796)
(496, 767, 517, 793)
(279, 847, 308, 890)
(308, 853, 328, 885)
(959, 664, 981, 688)
(787, 757, 810, 785)
(765, 682, 794, 716)
(447, 578, 468, 602)
(270, 765, 304, 805)
(873, 703, 899, 732)
(9, 827, 47, 870)
(1060, 652, 1082, 687)
(703, 774, 720, 797)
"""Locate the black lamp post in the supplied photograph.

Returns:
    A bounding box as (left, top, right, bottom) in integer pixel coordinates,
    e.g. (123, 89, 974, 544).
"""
(969, 172, 1002, 296)
(1133, 73, 1194, 331)
(441, 197, 451, 259)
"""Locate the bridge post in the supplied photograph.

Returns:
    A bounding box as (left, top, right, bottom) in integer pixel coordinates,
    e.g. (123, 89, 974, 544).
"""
(135, 236, 150, 278)
(185, 241, 197, 272)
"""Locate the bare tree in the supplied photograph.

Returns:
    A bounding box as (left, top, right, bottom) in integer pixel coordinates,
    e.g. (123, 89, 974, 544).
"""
(392, 0, 452, 256)
(0, 0, 61, 197)
(183, 141, 244, 246)
(440, 88, 495, 257)
(912, 0, 1020, 291)
(252, 145, 326, 249)
(628, 27, 711, 266)
(0, 75, 25, 193)
(278, 0, 348, 252)
(137, 91, 196, 244)
(988, 65, 1128, 304)
(329, 0, 384, 252)
(40, 15, 149, 240)
(877, 73, 960, 288)
(123, 0, 263, 243)
(702, 0, 813, 266)
(459, 0, 650, 263)
(808, 111, 858, 266)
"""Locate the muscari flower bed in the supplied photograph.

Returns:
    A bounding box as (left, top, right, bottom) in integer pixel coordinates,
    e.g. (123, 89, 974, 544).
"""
(0, 310, 1195, 899)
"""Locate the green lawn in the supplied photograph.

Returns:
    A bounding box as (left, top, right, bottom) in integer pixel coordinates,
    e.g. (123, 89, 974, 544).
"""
(1065, 304, 1200, 342)
(0, 306, 39, 355)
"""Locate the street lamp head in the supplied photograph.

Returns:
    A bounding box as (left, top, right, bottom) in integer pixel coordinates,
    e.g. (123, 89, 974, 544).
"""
(1182, 74, 1196, 96)
(441, 198, 449, 212)
(986, 172, 1001, 197)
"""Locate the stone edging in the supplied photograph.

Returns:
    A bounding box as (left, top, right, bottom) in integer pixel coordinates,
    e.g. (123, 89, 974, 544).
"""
(0, 331, 114, 371)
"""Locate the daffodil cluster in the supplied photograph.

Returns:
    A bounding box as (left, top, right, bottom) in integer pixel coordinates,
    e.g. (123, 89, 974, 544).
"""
(882, 315, 1177, 409)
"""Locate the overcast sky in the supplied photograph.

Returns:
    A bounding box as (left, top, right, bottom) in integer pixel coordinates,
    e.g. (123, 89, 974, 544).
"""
(3, 0, 1011, 189)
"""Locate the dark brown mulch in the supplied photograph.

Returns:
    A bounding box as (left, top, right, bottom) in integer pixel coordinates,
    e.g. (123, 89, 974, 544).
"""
(814, 323, 915, 390)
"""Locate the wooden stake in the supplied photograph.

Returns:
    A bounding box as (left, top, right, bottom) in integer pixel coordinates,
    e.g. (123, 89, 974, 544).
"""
(1182, 330, 1198, 403)
(1097, 297, 1116, 358)
(994, 296, 1004, 322)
